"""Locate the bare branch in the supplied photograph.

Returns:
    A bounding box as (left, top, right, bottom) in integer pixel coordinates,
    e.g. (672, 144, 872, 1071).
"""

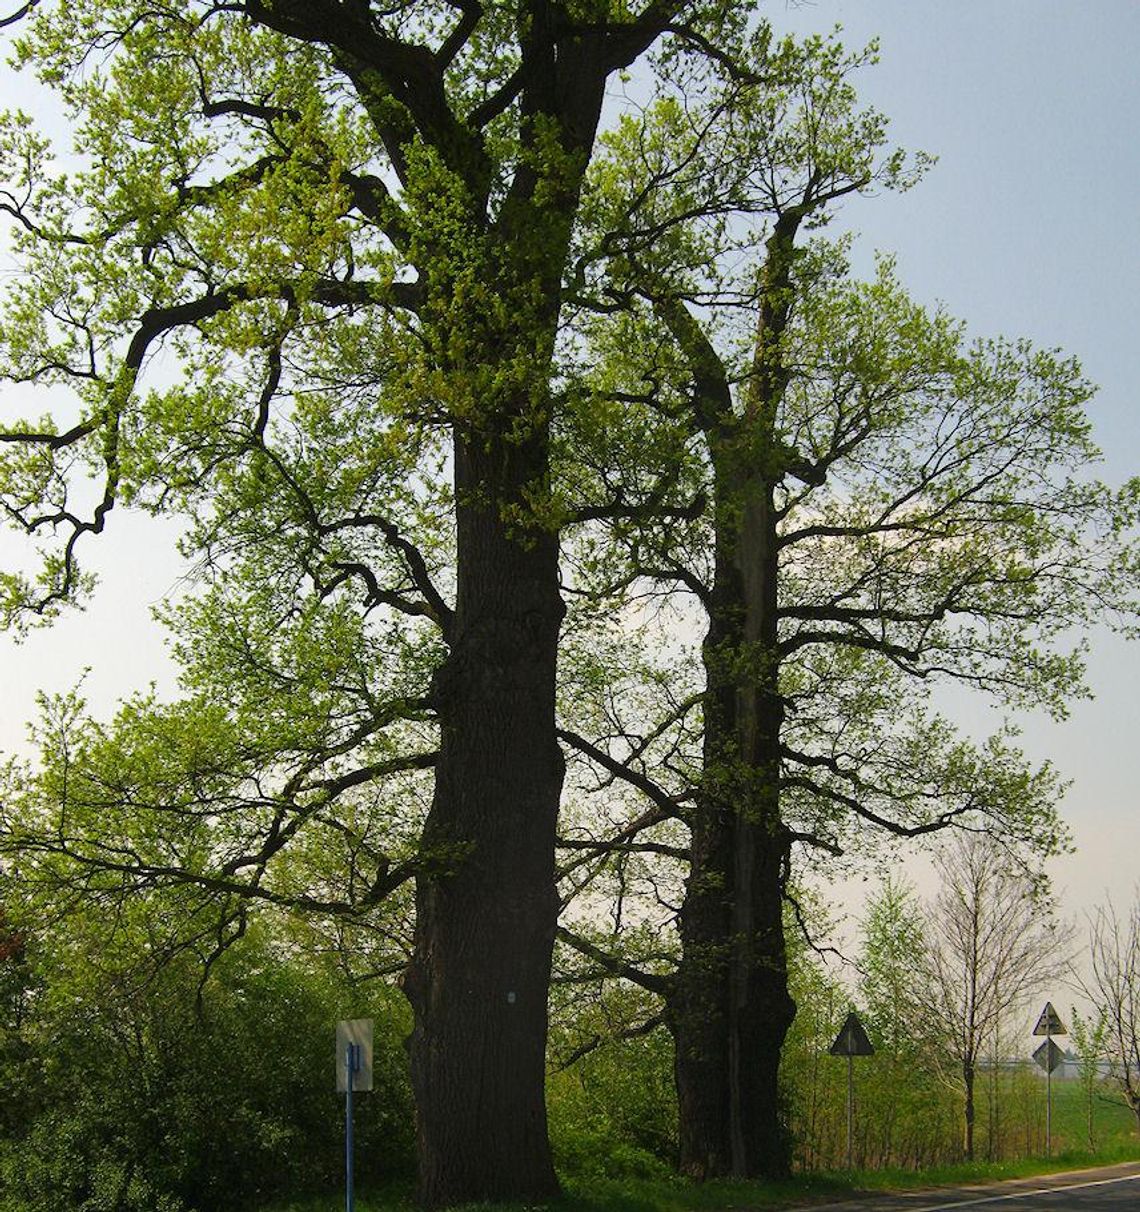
(557, 727, 684, 819)
(0, 1, 37, 29)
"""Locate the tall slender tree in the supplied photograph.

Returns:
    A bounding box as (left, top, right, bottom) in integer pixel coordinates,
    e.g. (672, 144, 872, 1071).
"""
(1079, 896, 1140, 1132)
(554, 30, 1137, 1178)
(919, 835, 1069, 1160)
(857, 877, 947, 1168)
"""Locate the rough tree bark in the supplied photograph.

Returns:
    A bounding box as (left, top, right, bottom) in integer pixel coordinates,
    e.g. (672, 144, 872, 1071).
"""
(667, 219, 803, 1179)
(395, 16, 683, 1200)
(403, 149, 595, 1212)
(671, 478, 795, 1177)
(405, 421, 567, 1202)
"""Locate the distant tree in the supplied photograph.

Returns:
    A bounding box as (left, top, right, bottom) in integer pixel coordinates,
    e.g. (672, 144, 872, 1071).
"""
(860, 876, 929, 1057)
(856, 875, 951, 1166)
(1069, 1004, 1110, 1149)
(1079, 896, 1140, 1132)
(919, 835, 1070, 1160)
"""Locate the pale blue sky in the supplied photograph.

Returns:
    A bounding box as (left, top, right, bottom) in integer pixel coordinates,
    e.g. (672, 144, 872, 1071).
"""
(1, 4, 1137, 931)
(767, 1, 1140, 924)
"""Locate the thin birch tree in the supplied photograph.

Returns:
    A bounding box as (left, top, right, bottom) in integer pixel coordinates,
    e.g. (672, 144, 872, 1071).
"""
(1080, 897, 1140, 1132)
(920, 835, 1070, 1160)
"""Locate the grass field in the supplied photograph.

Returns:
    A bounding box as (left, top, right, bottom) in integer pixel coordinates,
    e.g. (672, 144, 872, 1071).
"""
(965, 1071, 1139, 1161)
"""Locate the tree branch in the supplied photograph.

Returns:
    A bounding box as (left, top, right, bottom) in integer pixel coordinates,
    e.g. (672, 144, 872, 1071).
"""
(781, 773, 978, 839)
(554, 1011, 666, 1071)
(558, 727, 685, 819)
(0, 0, 37, 29)
(555, 925, 671, 996)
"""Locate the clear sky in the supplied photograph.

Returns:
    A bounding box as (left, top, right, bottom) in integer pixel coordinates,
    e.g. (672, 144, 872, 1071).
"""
(1, 4, 1137, 938)
(764, 0, 1140, 933)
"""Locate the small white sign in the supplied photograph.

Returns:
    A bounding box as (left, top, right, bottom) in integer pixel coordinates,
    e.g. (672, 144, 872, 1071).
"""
(336, 1019, 374, 1093)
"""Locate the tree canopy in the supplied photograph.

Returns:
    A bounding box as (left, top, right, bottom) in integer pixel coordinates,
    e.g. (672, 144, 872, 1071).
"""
(0, 2, 781, 1202)
(0, 2, 1137, 1200)
(549, 22, 1137, 1177)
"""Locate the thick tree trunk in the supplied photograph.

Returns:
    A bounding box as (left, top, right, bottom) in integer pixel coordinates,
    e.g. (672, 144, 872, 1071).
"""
(396, 39, 615, 1194)
(670, 472, 796, 1179)
(405, 428, 565, 1205)
(671, 815, 794, 1178)
(670, 795, 733, 1178)
(663, 214, 806, 1181)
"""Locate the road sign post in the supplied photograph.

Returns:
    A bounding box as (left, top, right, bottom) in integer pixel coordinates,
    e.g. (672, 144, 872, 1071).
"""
(345, 1041, 358, 1212)
(829, 1011, 874, 1169)
(337, 1020, 374, 1212)
(1032, 1002, 1066, 1157)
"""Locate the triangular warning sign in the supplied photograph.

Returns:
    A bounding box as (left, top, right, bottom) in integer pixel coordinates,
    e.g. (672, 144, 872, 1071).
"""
(1032, 1001, 1066, 1036)
(829, 1011, 874, 1056)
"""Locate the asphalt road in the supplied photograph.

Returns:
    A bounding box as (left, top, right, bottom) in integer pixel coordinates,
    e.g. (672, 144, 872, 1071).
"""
(788, 1161, 1140, 1211)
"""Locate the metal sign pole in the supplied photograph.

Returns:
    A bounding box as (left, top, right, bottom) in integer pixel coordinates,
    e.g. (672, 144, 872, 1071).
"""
(336, 1018, 373, 1212)
(1032, 1002, 1065, 1159)
(1045, 1028, 1052, 1158)
(829, 1010, 873, 1171)
(846, 1053, 854, 1169)
(346, 1042, 358, 1212)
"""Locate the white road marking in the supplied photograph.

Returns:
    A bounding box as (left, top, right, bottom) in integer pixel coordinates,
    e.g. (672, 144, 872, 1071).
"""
(905, 1170, 1140, 1210)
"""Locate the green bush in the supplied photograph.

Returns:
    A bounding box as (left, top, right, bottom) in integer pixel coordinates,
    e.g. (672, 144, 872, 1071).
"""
(0, 930, 414, 1212)
(547, 981, 677, 1180)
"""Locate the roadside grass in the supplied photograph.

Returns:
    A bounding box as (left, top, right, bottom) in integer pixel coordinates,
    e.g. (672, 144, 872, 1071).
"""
(970, 1072, 1138, 1161)
(263, 1147, 1140, 1212)
(262, 1080, 1139, 1212)
(252, 1174, 851, 1212)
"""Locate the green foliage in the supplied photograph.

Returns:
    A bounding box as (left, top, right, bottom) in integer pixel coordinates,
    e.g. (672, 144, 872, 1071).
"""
(559, 20, 1138, 917)
(1069, 1005, 1111, 1149)
(780, 943, 848, 1171)
(859, 877, 928, 1055)
(852, 877, 958, 1168)
(0, 921, 414, 1212)
(548, 1074, 676, 1185)
(1, 3, 1138, 1199)
(547, 976, 676, 1180)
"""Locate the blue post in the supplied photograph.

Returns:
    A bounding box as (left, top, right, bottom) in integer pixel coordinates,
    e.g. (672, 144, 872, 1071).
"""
(346, 1042, 359, 1212)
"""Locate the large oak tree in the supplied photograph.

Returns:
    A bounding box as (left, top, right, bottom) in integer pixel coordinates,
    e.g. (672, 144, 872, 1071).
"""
(553, 30, 1138, 1178)
(0, 2, 758, 1202)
